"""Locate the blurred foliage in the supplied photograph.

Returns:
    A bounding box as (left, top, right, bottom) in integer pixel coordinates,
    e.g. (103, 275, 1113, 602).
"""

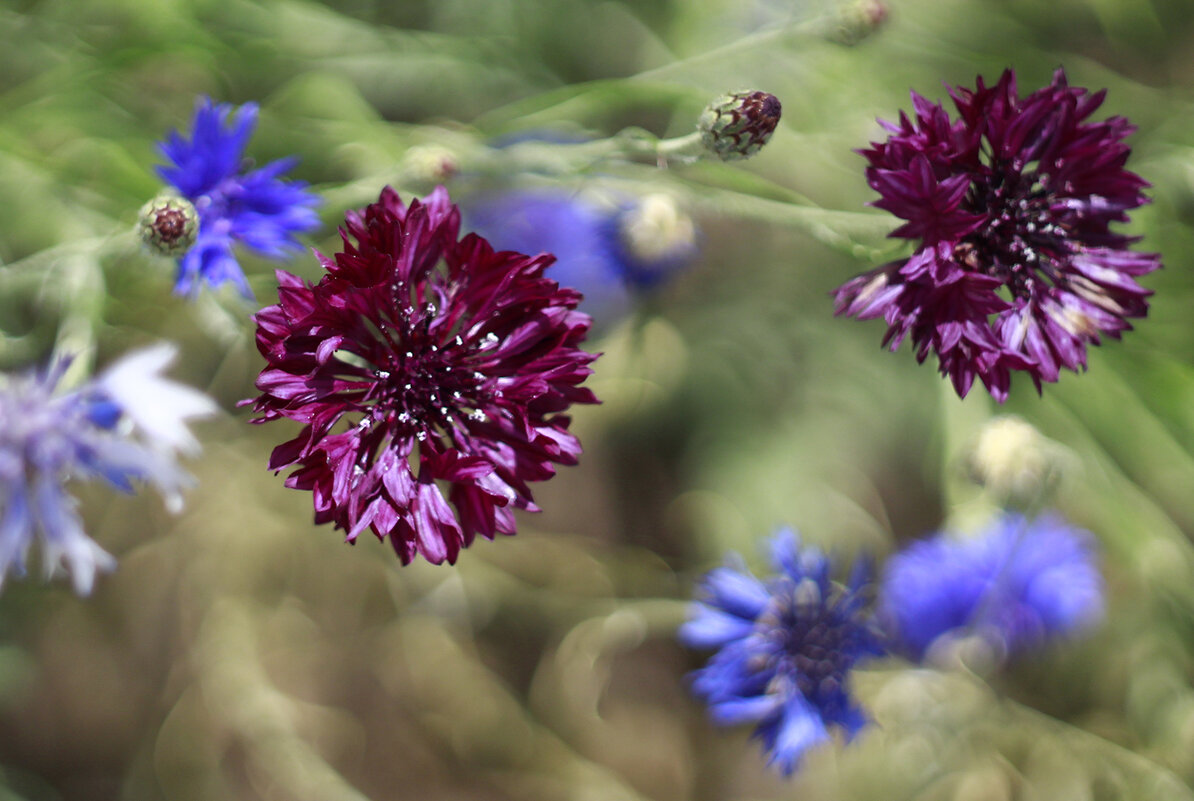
(3, 0, 1194, 799)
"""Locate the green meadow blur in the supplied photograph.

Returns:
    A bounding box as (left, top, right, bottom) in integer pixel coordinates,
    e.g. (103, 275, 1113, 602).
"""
(3, 0, 1194, 798)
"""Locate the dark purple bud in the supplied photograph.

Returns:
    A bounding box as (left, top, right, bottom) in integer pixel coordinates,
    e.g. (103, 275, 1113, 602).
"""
(697, 90, 782, 161)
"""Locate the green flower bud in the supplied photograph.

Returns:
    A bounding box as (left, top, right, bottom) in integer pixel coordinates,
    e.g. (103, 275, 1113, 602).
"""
(401, 144, 459, 184)
(697, 90, 782, 161)
(829, 0, 890, 46)
(137, 194, 198, 257)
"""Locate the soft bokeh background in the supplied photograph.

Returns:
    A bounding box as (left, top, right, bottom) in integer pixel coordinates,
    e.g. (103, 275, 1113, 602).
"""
(3, 0, 1194, 798)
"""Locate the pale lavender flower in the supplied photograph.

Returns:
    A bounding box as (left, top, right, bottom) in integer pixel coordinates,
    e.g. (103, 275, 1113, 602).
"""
(0, 345, 215, 594)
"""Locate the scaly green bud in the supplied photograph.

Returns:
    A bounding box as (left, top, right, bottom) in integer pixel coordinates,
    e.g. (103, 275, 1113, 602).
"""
(697, 90, 782, 161)
(137, 194, 198, 257)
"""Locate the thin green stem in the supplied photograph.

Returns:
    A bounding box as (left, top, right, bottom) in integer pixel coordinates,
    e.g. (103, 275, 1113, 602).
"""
(631, 17, 827, 82)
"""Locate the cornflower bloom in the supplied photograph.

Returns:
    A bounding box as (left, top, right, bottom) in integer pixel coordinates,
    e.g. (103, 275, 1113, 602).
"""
(835, 69, 1159, 401)
(0, 345, 216, 594)
(880, 513, 1103, 663)
(155, 97, 320, 296)
(246, 187, 598, 565)
(467, 190, 698, 326)
(680, 530, 884, 774)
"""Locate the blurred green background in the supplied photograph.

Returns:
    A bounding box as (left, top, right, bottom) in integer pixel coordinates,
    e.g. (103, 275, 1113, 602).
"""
(3, 0, 1194, 798)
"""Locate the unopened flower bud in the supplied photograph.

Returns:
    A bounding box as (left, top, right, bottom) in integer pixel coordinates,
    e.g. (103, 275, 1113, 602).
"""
(965, 416, 1064, 507)
(137, 194, 198, 257)
(829, 0, 890, 45)
(401, 145, 459, 184)
(697, 90, 781, 161)
(616, 194, 698, 284)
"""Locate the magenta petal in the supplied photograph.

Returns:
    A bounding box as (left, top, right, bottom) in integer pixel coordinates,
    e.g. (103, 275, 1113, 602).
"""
(412, 480, 461, 564)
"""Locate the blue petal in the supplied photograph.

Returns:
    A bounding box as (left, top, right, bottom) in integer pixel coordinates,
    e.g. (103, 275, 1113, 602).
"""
(768, 527, 801, 575)
(225, 160, 320, 256)
(31, 475, 79, 546)
(679, 605, 756, 649)
(767, 696, 830, 775)
(701, 561, 770, 618)
(833, 702, 870, 741)
(76, 436, 159, 494)
(176, 235, 251, 297)
(0, 483, 32, 579)
(880, 535, 985, 658)
(708, 693, 782, 725)
(1003, 513, 1103, 635)
(81, 397, 122, 430)
(690, 640, 772, 701)
(770, 528, 830, 585)
(157, 98, 257, 198)
(879, 512, 1103, 660)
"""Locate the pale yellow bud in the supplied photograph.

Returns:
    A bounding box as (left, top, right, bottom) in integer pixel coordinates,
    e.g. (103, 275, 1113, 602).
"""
(966, 416, 1062, 507)
(618, 194, 697, 266)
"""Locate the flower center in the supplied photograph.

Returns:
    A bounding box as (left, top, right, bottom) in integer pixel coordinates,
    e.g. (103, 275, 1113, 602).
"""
(152, 207, 190, 244)
(958, 164, 1071, 299)
(756, 579, 857, 713)
(357, 300, 495, 442)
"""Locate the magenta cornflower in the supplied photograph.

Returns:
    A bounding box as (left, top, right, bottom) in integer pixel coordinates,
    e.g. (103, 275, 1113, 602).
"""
(246, 187, 598, 564)
(835, 68, 1159, 401)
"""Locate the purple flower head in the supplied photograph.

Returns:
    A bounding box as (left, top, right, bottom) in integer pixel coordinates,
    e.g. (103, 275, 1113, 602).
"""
(156, 97, 321, 297)
(680, 530, 885, 774)
(246, 186, 599, 565)
(835, 69, 1159, 401)
(880, 512, 1103, 663)
(0, 345, 215, 595)
(466, 190, 698, 326)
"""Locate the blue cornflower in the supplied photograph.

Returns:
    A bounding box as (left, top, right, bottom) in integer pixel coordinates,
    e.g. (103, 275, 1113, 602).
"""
(465, 190, 698, 325)
(880, 513, 1103, 663)
(0, 345, 215, 594)
(679, 530, 885, 774)
(155, 97, 320, 296)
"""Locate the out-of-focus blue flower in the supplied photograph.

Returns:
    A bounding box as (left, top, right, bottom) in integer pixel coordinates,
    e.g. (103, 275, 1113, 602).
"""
(680, 530, 884, 774)
(466, 190, 698, 326)
(880, 513, 1103, 663)
(0, 345, 216, 595)
(155, 97, 320, 297)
